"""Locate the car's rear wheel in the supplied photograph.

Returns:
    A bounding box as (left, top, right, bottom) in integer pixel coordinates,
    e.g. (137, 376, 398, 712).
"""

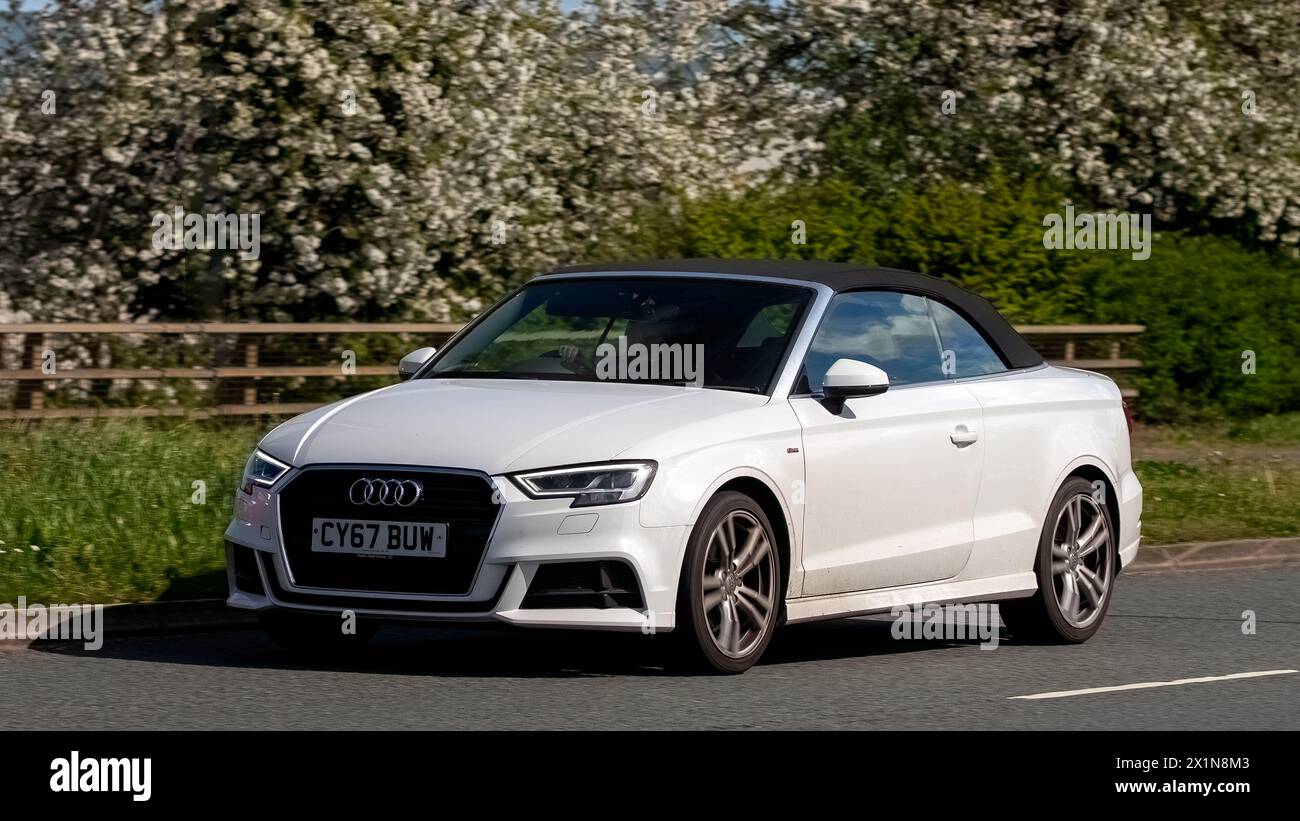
(674, 491, 781, 674)
(1002, 476, 1116, 643)
(259, 610, 378, 657)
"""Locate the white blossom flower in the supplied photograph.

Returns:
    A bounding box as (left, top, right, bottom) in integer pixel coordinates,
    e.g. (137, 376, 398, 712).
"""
(3, 0, 1293, 329)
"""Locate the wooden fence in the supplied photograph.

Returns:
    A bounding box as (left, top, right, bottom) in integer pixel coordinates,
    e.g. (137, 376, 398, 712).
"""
(1013, 324, 1144, 399)
(0, 321, 1143, 419)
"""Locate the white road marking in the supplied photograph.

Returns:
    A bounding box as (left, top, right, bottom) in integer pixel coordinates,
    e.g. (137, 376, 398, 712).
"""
(1009, 669, 1298, 700)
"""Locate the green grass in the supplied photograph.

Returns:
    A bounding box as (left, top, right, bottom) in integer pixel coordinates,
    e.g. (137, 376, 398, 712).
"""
(1134, 460, 1300, 544)
(1130, 411, 1300, 544)
(1132, 412, 1300, 449)
(1220, 413, 1300, 443)
(0, 421, 261, 604)
(2, 414, 1299, 604)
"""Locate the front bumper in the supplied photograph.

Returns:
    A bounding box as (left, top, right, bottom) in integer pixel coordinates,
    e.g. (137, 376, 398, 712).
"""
(225, 472, 687, 633)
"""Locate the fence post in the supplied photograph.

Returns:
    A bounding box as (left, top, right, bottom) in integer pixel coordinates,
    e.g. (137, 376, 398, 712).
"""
(241, 337, 258, 406)
(16, 333, 45, 411)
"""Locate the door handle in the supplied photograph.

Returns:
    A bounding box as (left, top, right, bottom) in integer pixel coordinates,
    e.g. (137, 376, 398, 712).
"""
(950, 425, 979, 446)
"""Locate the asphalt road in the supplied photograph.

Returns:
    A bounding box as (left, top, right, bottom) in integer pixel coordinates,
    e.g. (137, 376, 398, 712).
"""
(3, 566, 1298, 730)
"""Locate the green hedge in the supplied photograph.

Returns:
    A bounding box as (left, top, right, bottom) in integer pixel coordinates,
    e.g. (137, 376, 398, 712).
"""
(625, 172, 1083, 324)
(1083, 235, 1300, 422)
(618, 175, 1300, 422)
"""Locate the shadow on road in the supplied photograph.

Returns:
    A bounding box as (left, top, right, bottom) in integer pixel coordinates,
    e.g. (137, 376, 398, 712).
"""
(28, 615, 1008, 678)
(154, 568, 229, 601)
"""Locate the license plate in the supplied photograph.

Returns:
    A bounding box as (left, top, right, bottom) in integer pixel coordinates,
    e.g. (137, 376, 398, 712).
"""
(310, 518, 448, 558)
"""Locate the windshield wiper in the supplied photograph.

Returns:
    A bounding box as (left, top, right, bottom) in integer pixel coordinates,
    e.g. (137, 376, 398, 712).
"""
(707, 385, 764, 394)
(425, 370, 531, 380)
(427, 370, 765, 394)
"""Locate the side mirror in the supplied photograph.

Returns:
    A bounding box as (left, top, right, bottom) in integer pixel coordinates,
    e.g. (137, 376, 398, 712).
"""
(398, 347, 437, 380)
(820, 358, 889, 413)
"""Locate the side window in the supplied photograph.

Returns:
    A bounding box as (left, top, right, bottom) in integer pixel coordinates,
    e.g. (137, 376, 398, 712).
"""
(802, 291, 944, 391)
(737, 301, 797, 348)
(928, 299, 1007, 379)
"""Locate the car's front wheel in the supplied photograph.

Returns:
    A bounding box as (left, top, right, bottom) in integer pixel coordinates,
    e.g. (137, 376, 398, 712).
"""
(674, 491, 782, 674)
(1002, 476, 1116, 643)
(258, 610, 378, 658)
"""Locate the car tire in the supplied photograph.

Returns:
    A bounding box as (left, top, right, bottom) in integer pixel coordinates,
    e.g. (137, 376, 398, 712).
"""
(1002, 476, 1117, 644)
(258, 610, 378, 657)
(672, 491, 782, 674)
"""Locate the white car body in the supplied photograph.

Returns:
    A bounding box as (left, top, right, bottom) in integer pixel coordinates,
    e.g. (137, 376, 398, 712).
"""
(226, 262, 1142, 645)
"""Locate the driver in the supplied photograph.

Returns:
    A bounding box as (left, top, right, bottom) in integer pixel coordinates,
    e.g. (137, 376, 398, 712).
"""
(560, 316, 694, 379)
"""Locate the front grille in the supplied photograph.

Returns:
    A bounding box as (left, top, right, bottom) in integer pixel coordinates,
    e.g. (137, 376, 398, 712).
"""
(260, 554, 509, 613)
(277, 466, 499, 596)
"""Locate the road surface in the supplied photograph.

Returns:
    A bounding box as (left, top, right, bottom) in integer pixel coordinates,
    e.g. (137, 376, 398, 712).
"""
(2, 566, 1297, 730)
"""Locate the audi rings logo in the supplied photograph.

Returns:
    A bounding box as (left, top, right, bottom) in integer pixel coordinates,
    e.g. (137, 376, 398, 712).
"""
(349, 478, 423, 507)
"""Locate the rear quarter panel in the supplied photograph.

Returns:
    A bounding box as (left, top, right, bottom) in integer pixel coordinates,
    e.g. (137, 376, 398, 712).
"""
(959, 366, 1133, 580)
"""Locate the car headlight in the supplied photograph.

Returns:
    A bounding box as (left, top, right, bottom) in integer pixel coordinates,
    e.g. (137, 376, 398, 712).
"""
(509, 461, 656, 507)
(240, 449, 291, 494)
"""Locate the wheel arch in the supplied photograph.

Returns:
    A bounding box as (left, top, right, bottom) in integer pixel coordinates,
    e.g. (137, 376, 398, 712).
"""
(689, 469, 796, 605)
(1052, 458, 1121, 548)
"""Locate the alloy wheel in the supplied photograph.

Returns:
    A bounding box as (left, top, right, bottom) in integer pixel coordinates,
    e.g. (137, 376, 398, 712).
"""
(1050, 492, 1113, 629)
(702, 510, 776, 659)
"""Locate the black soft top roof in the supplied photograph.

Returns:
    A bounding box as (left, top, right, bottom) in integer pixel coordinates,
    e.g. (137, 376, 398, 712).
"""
(545, 259, 1043, 369)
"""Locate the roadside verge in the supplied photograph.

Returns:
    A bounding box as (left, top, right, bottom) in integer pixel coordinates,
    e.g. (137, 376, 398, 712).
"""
(0, 598, 255, 649)
(1127, 536, 1300, 573)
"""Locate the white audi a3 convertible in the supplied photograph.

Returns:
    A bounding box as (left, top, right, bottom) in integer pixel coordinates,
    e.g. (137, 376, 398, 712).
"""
(226, 260, 1142, 673)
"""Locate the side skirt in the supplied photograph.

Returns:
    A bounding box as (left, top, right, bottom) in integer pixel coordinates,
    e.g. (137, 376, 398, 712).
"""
(783, 572, 1037, 624)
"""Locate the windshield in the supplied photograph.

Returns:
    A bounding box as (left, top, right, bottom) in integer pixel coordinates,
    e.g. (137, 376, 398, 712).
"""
(425, 277, 813, 394)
